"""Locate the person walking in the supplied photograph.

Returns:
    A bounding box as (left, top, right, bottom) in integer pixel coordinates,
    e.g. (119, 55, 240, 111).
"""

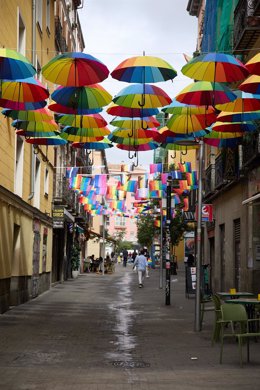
(123, 249, 128, 267)
(133, 249, 148, 288)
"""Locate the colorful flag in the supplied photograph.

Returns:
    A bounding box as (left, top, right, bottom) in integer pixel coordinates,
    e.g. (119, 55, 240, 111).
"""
(150, 163, 162, 174)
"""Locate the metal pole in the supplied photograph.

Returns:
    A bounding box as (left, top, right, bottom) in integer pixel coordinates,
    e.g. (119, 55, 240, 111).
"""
(102, 214, 106, 276)
(195, 140, 204, 331)
(165, 176, 172, 305)
(159, 203, 163, 289)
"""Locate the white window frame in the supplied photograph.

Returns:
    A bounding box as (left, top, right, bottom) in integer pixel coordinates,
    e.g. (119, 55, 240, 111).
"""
(36, 0, 43, 32)
(14, 135, 24, 197)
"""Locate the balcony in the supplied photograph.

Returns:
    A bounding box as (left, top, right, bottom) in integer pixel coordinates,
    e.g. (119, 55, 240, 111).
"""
(233, 0, 260, 53)
(55, 16, 68, 53)
(205, 164, 215, 196)
(215, 149, 239, 189)
(242, 132, 260, 168)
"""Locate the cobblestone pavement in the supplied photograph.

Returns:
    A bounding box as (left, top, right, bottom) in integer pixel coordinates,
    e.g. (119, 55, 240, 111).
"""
(0, 263, 260, 389)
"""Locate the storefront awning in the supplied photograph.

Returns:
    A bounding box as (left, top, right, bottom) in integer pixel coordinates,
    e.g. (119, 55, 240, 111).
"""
(242, 192, 260, 205)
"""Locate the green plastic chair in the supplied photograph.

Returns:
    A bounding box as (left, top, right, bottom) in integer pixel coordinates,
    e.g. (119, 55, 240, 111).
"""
(211, 294, 222, 345)
(200, 293, 214, 328)
(219, 303, 260, 366)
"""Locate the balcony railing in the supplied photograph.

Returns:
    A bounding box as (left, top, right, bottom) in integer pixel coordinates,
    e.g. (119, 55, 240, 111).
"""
(55, 16, 68, 53)
(215, 149, 239, 189)
(205, 164, 215, 196)
(242, 132, 260, 167)
(233, 0, 260, 53)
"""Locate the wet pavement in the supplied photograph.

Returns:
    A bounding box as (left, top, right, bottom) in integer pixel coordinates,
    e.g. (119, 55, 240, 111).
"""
(0, 263, 260, 389)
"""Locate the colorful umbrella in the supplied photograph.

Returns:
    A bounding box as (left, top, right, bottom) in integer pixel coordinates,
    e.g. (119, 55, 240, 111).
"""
(48, 103, 102, 115)
(166, 113, 216, 133)
(159, 128, 207, 142)
(181, 52, 248, 82)
(0, 98, 47, 110)
(203, 130, 243, 148)
(51, 84, 112, 109)
(110, 116, 160, 128)
(217, 110, 260, 123)
(1, 107, 53, 121)
(113, 84, 172, 108)
(239, 75, 260, 94)
(26, 136, 67, 145)
(1, 77, 49, 102)
(215, 91, 260, 112)
(0, 48, 36, 80)
(109, 128, 161, 144)
(210, 121, 256, 133)
(161, 98, 216, 115)
(106, 103, 159, 117)
(60, 126, 110, 142)
(175, 81, 237, 106)
(71, 138, 113, 149)
(116, 142, 159, 151)
(16, 130, 60, 138)
(41, 52, 109, 86)
(111, 55, 177, 83)
(12, 119, 59, 132)
(245, 53, 260, 76)
(57, 113, 107, 128)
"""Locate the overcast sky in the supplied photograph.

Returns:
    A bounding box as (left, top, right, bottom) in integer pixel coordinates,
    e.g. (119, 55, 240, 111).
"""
(78, 0, 198, 166)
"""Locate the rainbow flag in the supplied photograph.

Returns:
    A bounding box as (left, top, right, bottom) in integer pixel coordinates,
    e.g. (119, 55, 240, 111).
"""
(186, 171, 198, 186)
(154, 219, 161, 228)
(125, 180, 137, 193)
(178, 162, 192, 173)
(66, 167, 79, 178)
(135, 188, 149, 199)
(150, 163, 162, 174)
(94, 174, 107, 188)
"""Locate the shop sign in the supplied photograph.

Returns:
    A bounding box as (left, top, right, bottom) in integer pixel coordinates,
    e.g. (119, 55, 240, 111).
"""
(52, 207, 64, 228)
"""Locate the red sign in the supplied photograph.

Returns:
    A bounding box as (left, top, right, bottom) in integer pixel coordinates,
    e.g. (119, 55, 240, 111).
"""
(195, 204, 213, 222)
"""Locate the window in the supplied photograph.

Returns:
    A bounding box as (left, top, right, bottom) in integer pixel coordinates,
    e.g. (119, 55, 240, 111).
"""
(18, 12, 26, 55)
(115, 216, 126, 227)
(36, 0, 43, 31)
(46, 0, 50, 33)
(15, 135, 24, 197)
(34, 157, 41, 209)
(44, 168, 49, 197)
(36, 57, 42, 81)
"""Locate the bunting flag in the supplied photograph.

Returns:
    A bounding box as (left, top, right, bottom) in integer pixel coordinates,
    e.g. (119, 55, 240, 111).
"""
(182, 197, 189, 211)
(94, 174, 107, 188)
(80, 177, 92, 192)
(169, 170, 183, 180)
(154, 219, 161, 228)
(125, 180, 138, 193)
(149, 180, 162, 191)
(96, 186, 107, 195)
(66, 167, 79, 178)
(107, 185, 117, 199)
(135, 188, 149, 199)
(70, 174, 82, 190)
(178, 162, 192, 173)
(150, 163, 163, 174)
(149, 190, 164, 198)
(186, 171, 198, 187)
(117, 190, 126, 200)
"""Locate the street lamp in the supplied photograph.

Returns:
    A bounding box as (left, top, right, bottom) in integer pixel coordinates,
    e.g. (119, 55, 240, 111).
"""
(165, 176, 172, 305)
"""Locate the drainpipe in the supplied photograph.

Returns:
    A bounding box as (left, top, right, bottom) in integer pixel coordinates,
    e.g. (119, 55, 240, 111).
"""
(28, 0, 36, 201)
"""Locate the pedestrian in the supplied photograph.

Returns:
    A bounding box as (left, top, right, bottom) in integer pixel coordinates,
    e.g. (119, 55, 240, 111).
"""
(132, 250, 137, 262)
(133, 249, 148, 288)
(187, 253, 195, 267)
(123, 249, 128, 267)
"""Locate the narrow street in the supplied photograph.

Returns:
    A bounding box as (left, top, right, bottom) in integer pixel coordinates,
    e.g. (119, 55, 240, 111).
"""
(0, 265, 259, 390)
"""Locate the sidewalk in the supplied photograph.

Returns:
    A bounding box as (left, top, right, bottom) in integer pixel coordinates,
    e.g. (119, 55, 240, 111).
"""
(0, 263, 259, 389)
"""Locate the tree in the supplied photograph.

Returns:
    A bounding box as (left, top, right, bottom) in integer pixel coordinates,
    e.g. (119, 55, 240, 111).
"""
(170, 209, 193, 246)
(137, 214, 157, 251)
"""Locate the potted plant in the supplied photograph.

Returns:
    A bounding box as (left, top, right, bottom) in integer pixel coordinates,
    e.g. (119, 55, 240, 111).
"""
(71, 244, 80, 278)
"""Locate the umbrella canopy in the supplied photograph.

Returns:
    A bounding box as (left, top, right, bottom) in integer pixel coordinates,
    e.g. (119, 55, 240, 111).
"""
(215, 91, 260, 112)
(111, 55, 177, 83)
(51, 84, 112, 109)
(16, 130, 60, 137)
(1, 108, 53, 121)
(41, 52, 109, 86)
(161, 141, 199, 151)
(160, 128, 207, 141)
(113, 84, 172, 108)
(175, 81, 237, 106)
(12, 119, 58, 132)
(0, 48, 36, 80)
(109, 128, 161, 143)
(110, 116, 160, 128)
(71, 138, 113, 149)
(116, 142, 159, 151)
(181, 52, 248, 82)
(57, 113, 107, 128)
(60, 126, 110, 142)
(239, 75, 260, 94)
(217, 110, 260, 122)
(166, 113, 216, 133)
(161, 98, 216, 115)
(48, 103, 102, 115)
(245, 53, 260, 76)
(26, 136, 67, 145)
(106, 103, 159, 117)
(204, 130, 243, 148)
(0, 98, 47, 110)
(210, 121, 256, 133)
(1, 77, 49, 102)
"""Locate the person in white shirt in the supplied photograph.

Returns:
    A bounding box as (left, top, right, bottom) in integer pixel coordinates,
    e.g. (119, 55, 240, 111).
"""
(133, 249, 148, 288)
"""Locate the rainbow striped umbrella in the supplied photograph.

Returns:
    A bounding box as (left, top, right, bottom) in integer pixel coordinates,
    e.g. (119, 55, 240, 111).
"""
(1, 108, 53, 121)
(245, 53, 260, 76)
(204, 130, 243, 148)
(42, 52, 109, 86)
(110, 116, 160, 128)
(217, 110, 260, 122)
(111, 55, 177, 83)
(0, 48, 36, 79)
(12, 119, 58, 132)
(166, 113, 216, 133)
(1, 77, 49, 102)
(60, 126, 110, 142)
(109, 128, 161, 144)
(211, 121, 256, 133)
(71, 138, 113, 150)
(239, 75, 260, 94)
(116, 142, 159, 151)
(16, 130, 60, 138)
(0, 99, 46, 110)
(26, 136, 67, 145)
(48, 103, 102, 115)
(215, 91, 260, 112)
(181, 52, 248, 82)
(161, 98, 216, 115)
(113, 84, 171, 108)
(175, 81, 237, 106)
(51, 84, 112, 109)
(106, 103, 159, 117)
(57, 113, 107, 128)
